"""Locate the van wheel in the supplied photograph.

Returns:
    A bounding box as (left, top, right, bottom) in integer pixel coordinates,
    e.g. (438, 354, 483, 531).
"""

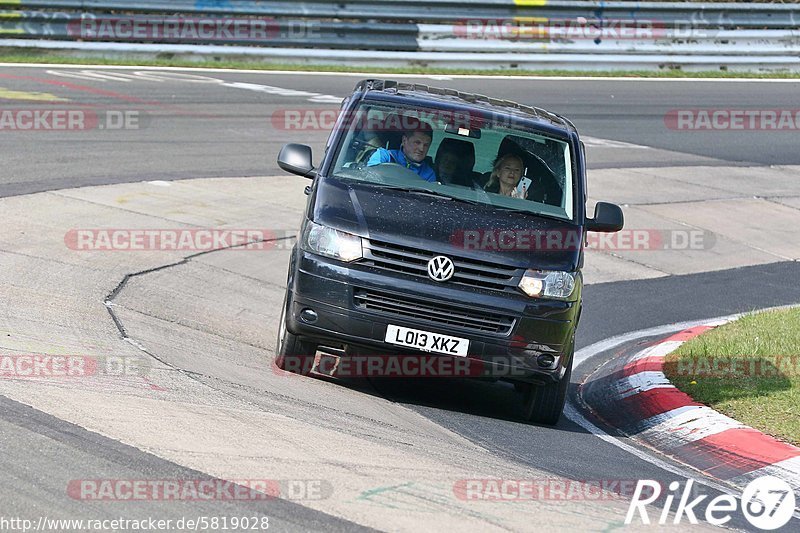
(521, 342, 574, 425)
(274, 293, 315, 375)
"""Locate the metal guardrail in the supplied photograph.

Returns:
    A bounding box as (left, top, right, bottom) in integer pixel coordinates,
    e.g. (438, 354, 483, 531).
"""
(1, 0, 799, 27)
(0, 1, 799, 71)
(419, 25, 800, 56)
(0, 12, 420, 50)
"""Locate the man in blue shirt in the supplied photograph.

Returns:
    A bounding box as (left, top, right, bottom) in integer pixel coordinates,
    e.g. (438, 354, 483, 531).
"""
(366, 122, 437, 182)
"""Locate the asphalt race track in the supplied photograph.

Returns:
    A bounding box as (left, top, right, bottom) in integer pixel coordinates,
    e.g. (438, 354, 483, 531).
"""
(1, 65, 799, 532)
(3, 67, 800, 197)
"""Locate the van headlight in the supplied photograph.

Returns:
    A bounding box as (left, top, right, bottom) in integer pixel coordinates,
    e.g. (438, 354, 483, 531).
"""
(518, 270, 576, 300)
(302, 221, 363, 262)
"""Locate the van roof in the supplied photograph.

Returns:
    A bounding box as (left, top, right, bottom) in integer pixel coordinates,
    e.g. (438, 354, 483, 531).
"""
(353, 79, 576, 133)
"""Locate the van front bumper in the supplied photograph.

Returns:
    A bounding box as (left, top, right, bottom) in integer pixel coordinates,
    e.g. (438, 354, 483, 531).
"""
(286, 252, 579, 383)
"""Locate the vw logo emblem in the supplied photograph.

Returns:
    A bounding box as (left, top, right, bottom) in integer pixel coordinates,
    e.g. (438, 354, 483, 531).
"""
(427, 256, 455, 282)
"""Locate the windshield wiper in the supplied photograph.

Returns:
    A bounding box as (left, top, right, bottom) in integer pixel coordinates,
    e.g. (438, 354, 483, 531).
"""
(354, 182, 476, 202)
(392, 187, 485, 205)
(376, 184, 445, 195)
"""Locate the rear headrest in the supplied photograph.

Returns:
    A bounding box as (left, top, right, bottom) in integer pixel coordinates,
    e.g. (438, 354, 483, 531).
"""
(435, 138, 476, 168)
(497, 137, 526, 162)
(376, 113, 403, 150)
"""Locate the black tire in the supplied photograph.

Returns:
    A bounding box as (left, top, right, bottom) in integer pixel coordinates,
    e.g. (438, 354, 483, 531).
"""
(521, 341, 574, 425)
(274, 292, 316, 375)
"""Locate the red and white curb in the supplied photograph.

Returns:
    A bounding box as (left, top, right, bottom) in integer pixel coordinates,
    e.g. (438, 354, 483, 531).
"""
(580, 320, 800, 494)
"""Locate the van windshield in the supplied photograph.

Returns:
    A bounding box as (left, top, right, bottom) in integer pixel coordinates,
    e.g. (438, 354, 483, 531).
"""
(331, 102, 575, 221)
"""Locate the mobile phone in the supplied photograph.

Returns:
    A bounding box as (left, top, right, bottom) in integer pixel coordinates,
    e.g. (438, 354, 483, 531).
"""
(517, 177, 532, 196)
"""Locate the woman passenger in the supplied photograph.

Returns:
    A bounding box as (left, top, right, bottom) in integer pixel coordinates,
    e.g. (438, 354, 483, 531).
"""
(484, 153, 527, 198)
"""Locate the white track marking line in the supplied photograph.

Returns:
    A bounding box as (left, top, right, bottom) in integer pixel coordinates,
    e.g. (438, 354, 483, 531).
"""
(38, 69, 662, 149)
(629, 340, 684, 361)
(564, 403, 742, 496)
(569, 306, 800, 520)
(582, 136, 651, 149)
(566, 402, 800, 520)
(573, 314, 743, 368)
(42, 68, 345, 103)
(43, 69, 137, 82)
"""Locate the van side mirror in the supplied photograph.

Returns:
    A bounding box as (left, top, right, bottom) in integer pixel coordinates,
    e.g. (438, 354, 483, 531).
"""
(587, 202, 624, 233)
(278, 143, 316, 179)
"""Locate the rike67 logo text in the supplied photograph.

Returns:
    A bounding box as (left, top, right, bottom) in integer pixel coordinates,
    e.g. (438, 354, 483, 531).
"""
(626, 476, 796, 530)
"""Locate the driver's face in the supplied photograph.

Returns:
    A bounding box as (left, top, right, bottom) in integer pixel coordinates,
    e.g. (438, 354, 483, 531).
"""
(401, 132, 432, 164)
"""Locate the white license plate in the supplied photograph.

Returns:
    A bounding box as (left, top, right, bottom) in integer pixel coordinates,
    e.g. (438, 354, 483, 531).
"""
(384, 325, 469, 357)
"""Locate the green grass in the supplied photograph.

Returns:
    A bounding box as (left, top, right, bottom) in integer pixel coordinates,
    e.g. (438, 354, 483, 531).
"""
(664, 307, 800, 446)
(1, 51, 800, 79)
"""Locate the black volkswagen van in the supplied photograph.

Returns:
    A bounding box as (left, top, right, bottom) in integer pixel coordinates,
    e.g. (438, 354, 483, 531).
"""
(274, 80, 623, 424)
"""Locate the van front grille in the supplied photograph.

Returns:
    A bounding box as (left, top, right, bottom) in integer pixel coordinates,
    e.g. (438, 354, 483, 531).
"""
(360, 239, 521, 293)
(353, 288, 515, 335)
